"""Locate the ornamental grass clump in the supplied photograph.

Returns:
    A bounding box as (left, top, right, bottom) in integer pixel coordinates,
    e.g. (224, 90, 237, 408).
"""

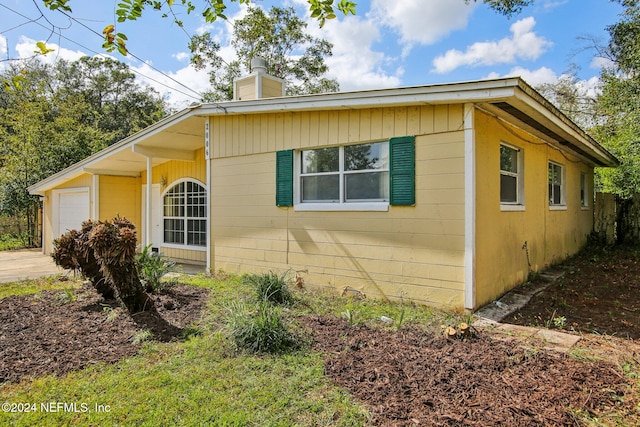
(243, 271, 294, 305)
(223, 300, 301, 354)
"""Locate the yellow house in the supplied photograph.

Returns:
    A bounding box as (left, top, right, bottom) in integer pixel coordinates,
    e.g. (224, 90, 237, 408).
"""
(28, 67, 618, 311)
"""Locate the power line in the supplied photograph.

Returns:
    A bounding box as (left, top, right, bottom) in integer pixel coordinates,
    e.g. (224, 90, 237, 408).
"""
(0, 1, 203, 102)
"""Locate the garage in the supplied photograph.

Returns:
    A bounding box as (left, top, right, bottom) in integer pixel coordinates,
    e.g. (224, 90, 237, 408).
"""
(52, 188, 90, 237)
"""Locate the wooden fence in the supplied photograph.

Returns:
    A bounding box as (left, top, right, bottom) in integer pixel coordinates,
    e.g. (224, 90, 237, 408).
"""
(594, 192, 640, 245)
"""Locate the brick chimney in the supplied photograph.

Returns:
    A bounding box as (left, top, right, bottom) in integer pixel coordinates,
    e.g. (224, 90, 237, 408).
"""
(233, 57, 286, 101)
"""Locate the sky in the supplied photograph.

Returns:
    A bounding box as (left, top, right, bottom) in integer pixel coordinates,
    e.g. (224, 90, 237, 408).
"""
(0, 0, 624, 109)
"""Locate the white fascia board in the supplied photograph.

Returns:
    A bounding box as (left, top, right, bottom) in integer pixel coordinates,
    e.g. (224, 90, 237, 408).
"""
(197, 79, 520, 116)
(512, 87, 618, 167)
(28, 108, 198, 195)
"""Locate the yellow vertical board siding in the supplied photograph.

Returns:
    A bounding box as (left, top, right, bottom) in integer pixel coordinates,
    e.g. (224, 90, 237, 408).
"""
(150, 147, 207, 186)
(209, 105, 462, 156)
(141, 149, 207, 262)
(210, 105, 467, 307)
(474, 110, 594, 307)
(98, 176, 142, 227)
(42, 174, 94, 254)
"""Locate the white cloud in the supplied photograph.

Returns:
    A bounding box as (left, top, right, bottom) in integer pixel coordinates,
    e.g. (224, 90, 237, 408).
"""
(15, 36, 87, 64)
(0, 34, 7, 58)
(432, 17, 552, 73)
(131, 61, 211, 109)
(370, 0, 475, 47)
(172, 52, 190, 62)
(590, 55, 615, 71)
(301, 8, 402, 91)
(485, 66, 559, 86)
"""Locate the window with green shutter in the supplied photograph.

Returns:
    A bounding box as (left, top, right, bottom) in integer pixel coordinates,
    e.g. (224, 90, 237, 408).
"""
(276, 150, 293, 206)
(389, 136, 415, 206)
(276, 136, 415, 209)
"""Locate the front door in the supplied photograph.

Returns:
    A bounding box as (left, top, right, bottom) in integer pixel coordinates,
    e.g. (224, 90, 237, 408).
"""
(141, 184, 162, 250)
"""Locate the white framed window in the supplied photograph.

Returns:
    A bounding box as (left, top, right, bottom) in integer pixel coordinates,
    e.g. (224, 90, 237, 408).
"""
(580, 172, 589, 208)
(163, 180, 207, 248)
(548, 161, 566, 208)
(296, 141, 389, 210)
(500, 143, 524, 209)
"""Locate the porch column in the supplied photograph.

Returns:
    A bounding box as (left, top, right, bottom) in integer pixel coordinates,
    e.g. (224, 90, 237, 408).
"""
(205, 120, 211, 273)
(146, 156, 153, 248)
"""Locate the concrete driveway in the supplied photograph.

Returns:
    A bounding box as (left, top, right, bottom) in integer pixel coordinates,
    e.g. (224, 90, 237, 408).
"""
(0, 248, 63, 283)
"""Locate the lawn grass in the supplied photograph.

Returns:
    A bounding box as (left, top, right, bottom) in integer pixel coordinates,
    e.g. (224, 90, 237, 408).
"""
(0, 335, 368, 426)
(10, 271, 636, 426)
(0, 276, 81, 299)
(3, 272, 424, 426)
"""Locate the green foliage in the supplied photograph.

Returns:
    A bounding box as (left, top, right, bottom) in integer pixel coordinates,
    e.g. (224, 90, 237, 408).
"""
(223, 300, 302, 354)
(243, 270, 294, 305)
(0, 233, 31, 251)
(190, 6, 339, 101)
(135, 244, 177, 293)
(0, 57, 166, 244)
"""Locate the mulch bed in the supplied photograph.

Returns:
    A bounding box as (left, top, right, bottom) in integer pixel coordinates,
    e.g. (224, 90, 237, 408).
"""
(301, 315, 635, 426)
(1, 270, 638, 425)
(504, 245, 640, 339)
(0, 283, 209, 384)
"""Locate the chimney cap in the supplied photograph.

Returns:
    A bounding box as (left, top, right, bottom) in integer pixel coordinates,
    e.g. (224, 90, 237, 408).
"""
(250, 57, 268, 74)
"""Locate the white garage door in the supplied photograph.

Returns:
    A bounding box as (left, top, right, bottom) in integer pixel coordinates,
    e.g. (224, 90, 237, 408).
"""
(55, 190, 90, 236)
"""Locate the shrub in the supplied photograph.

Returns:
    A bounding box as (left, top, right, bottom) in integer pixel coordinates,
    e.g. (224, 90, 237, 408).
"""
(223, 301, 301, 354)
(52, 220, 113, 299)
(243, 271, 294, 305)
(135, 244, 176, 293)
(52, 217, 150, 313)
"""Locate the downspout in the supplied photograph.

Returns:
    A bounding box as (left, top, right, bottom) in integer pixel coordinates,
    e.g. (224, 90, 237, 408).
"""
(464, 103, 476, 310)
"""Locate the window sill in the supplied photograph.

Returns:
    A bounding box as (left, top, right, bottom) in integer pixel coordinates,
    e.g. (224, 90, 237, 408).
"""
(549, 205, 567, 211)
(159, 243, 207, 252)
(581, 206, 590, 211)
(294, 202, 389, 212)
(500, 204, 525, 212)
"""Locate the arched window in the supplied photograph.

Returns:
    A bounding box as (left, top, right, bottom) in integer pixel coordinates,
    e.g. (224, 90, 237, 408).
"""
(163, 180, 206, 247)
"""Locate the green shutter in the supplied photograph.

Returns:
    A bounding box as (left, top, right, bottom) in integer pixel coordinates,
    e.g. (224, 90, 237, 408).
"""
(389, 136, 415, 206)
(276, 150, 294, 206)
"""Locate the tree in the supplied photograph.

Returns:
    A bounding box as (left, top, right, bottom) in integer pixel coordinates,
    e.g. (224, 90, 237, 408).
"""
(0, 58, 168, 244)
(189, 6, 339, 101)
(589, 0, 640, 197)
(39, 0, 530, 55)
(53, 57, 168, 146)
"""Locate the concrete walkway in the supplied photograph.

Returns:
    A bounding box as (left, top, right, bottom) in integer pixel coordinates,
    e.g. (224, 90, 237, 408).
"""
(473, 270, 582, 353)
(0, 248, 63, 283)
(0, 249, 206, 284)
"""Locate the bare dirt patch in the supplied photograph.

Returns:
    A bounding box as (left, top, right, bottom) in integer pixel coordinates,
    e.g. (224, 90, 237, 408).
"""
(0, 283, 209, 384)
(504, 245, 640, 340)
(301, 315, 635, 426)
